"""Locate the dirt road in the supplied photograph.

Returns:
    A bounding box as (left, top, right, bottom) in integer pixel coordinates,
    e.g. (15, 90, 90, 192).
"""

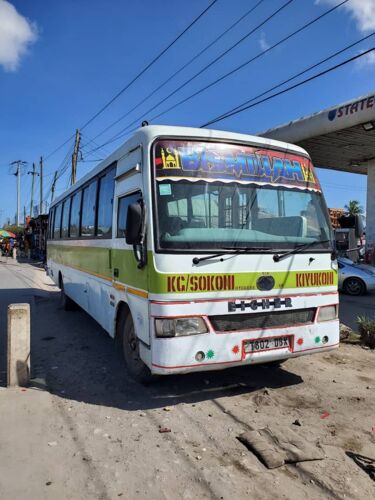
(0, 260, 374, 499)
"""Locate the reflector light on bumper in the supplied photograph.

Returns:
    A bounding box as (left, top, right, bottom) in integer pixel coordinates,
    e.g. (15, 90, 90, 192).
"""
(317, 305, 338, 322)
(155, 317, 208, 337)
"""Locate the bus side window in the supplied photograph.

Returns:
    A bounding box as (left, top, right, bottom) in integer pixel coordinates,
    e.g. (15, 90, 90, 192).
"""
(97, 167, 116, 238)
(81, 180, 97, 237)
(70, 190, 82, 238)
(48, 208, 55, 239)
(61, 198, 71, 238)
(117, 191, 141, 238)
(53, 203, 62, 239)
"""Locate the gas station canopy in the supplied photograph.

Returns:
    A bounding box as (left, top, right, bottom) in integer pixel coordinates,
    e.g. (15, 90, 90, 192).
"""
(259, 92, 375, 174)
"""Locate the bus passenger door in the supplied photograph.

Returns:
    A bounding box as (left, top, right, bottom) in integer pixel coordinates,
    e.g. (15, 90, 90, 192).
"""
(112, 146, 150, 347)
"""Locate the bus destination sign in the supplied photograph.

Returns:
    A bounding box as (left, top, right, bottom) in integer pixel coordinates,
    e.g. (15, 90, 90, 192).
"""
(154, 140, 321, 191)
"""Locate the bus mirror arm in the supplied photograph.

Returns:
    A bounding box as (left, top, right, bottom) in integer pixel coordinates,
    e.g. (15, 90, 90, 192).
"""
(126, 201, 147, 269)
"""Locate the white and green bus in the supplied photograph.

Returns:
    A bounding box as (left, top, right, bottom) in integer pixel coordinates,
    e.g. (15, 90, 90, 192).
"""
(47, 125, 339, 382)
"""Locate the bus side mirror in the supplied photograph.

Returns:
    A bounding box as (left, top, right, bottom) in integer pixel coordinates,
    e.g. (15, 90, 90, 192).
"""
(125, 203, 143, 245)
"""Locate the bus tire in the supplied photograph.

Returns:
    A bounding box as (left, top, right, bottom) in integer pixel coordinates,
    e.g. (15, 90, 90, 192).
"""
(118, 309, 154, 384)
(59, 276, 77, 311)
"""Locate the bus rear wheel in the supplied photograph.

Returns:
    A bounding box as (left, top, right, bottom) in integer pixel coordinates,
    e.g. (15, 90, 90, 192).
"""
(118, 309, 154, 384)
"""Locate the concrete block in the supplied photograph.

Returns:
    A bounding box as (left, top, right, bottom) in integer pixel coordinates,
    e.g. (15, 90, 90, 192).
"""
(7, 303, 30, 387)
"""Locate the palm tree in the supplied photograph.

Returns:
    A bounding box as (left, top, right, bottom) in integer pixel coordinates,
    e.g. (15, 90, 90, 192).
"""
(344, 200, 364, 216)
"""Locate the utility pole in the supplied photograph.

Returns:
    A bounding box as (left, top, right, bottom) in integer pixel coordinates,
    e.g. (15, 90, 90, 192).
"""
(39, 156, 44, 214)
(10, 160, 27, 226)
(50, 171, 58, 204)
(28, 162, 39, 217)
(71, 129, 80, 185)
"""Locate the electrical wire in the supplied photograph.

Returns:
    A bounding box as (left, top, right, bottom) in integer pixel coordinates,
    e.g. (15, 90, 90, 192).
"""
(79, 0, 219, 131)
(45, 134, 75, 161)
(201, 32, 374, 126)
(201, 47, 375, 125)
(42, 0, 219, 162)
(89, 0, 266, 142)
(91, 0, 295, 146)
(81, 132, 111, 152)
(43, 143, 74, 204)
(94, 0, 349, 149)
(84, 46, 374, 157)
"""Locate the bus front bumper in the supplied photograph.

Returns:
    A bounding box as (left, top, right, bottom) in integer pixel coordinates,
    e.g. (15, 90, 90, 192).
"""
(149, 320, 339, 375)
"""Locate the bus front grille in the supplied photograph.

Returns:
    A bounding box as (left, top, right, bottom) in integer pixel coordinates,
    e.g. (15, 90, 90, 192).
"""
(209, 308, 316, 332)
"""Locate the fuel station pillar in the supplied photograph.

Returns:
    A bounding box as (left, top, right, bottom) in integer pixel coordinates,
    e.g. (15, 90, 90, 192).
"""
(366, 159, 375, 263)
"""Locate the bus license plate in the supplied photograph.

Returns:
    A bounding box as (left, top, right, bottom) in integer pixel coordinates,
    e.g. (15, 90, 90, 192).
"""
(244, 336, 291, 353)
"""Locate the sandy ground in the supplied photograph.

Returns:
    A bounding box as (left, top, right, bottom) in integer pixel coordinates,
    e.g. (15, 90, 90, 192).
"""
(0, 259, 374, 500)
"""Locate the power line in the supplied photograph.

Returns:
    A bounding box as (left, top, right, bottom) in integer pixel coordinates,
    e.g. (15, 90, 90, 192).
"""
(42, 0, 219, 162)
(80, 132, 111, 155)
(43, 142, 74, 203)
(79, 0, 219, 131)
(85, 45, 374, 158)
(96, 0, 349, 148)
(45, 134, 75, 161)
(93, 0, 295, 146)
(89, 0, 266, 142)
(201, 32, 374, 127)
(200, 48, 375, 125)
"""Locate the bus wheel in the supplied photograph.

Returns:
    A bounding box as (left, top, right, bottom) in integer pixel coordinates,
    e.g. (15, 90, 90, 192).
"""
(59, 277, 77, 311)
(119, 310, 154, 384)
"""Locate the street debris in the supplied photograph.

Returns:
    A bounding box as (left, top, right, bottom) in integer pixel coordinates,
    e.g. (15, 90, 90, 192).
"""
(158, 427, 171, 434)
(346, 452, 375, 481)
(320, 411, 330, 419)
(238, 426, 325, 469)
(47, 441, 57, 447)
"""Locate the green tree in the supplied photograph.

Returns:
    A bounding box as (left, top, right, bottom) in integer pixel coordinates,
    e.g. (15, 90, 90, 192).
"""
(344, 200, 364, 216)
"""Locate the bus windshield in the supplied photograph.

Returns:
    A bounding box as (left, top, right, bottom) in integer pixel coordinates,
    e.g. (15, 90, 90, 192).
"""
(153, 139, 331, 252)
(155, 180, 331, 251)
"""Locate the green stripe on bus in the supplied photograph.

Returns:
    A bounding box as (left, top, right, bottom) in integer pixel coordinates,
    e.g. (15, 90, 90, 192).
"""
(48, 244, 337, 294)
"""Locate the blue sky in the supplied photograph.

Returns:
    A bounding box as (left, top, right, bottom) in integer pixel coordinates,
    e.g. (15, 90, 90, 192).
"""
(0, 0, 374, 225)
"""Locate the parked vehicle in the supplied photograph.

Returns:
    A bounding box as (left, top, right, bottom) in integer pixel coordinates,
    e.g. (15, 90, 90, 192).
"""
(47, 125, 339, 382)
(338, 257, 375, 295)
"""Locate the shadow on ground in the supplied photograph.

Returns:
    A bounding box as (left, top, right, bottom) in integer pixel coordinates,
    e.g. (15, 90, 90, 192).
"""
(25, 291, 303, 411)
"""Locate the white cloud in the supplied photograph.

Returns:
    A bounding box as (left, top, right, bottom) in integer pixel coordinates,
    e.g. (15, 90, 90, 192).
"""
(355, 49, 375, 68)
(259, 32, 270, 51)
(0, 1, 38, 72)
(316, 0, 375, 33)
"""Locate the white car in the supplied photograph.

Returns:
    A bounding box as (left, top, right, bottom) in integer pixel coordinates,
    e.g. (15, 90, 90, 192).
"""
(338, 257, 375, 296)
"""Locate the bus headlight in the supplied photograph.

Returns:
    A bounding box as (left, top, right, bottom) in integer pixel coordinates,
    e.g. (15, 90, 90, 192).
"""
(317, 305, 338, 322)
(155, 317, 208, 337)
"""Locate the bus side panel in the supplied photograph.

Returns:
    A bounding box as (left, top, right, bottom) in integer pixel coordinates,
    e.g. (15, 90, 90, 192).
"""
(126, 292, 150, 346)
(61, 262, 88, 310)
(87, 274, 114, 334)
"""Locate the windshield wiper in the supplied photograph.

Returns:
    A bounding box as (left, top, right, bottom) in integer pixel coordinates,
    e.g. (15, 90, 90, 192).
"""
(192, 247, 271, 265)
(192, 252, 227, 264)
(273, 239, 331, 263)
